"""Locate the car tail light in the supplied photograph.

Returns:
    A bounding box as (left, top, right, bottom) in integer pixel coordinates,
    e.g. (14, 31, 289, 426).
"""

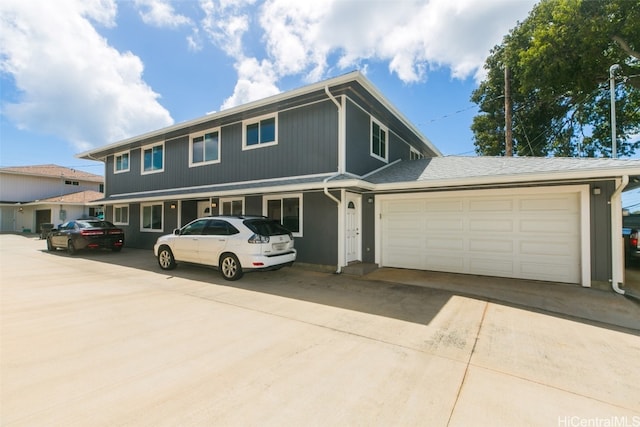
(108, 229, 123, 235)
(248, 234, 269, 244)
(80, 230, 104, 236)
(631, 231, 639, 248)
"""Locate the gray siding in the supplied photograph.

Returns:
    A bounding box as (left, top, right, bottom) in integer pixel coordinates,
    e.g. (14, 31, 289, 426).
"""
(296, 191, 339, 266)
(590, 180, 614, 283)
(345, 99, 423, 177)
(106, 100, 338, 197)
(362, 191, 376, 264)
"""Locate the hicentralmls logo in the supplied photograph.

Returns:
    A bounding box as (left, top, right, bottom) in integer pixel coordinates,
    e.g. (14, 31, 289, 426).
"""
(558, 416, 640, 427)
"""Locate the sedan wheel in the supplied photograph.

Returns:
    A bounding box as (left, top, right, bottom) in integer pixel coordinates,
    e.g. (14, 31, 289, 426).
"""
(220, 254, 243, 281)
(157, 246, 176, 270)
(67, 240, 76, 255)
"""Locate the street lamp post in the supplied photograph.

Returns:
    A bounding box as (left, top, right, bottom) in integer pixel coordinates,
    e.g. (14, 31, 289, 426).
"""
(609, 64, 621, 158)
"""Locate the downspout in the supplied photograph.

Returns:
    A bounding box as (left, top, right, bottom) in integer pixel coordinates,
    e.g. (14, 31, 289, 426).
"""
(610, 175, 629, 294)
(324, 85, 344, 273)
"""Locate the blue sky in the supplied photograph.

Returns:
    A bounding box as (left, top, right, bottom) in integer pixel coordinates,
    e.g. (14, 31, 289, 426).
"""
(1, 0, 639, 209)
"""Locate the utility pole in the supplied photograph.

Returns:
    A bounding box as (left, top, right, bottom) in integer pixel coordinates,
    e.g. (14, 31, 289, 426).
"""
(504, 65, 513, 156)
(609, 64, 620, 158)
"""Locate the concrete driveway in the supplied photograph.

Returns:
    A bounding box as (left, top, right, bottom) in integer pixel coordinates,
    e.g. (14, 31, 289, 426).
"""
(1, 234, 639, 426)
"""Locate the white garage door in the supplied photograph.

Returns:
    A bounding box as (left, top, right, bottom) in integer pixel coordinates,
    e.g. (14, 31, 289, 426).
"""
(378, 188, 585, 284)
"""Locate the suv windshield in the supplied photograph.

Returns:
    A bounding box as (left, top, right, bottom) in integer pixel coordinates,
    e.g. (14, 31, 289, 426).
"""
(243, 219, 291, 236)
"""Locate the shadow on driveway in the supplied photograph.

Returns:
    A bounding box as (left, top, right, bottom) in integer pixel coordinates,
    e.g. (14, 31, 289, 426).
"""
(40, 243, 640, 333)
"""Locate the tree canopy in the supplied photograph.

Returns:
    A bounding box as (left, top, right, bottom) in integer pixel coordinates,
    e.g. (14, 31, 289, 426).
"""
(471, 0, 640, 157)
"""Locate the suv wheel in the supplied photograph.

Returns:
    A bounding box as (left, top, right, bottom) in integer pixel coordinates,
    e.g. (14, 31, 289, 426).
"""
(157, 246, 176, 270)
(220, 253, 243, 281)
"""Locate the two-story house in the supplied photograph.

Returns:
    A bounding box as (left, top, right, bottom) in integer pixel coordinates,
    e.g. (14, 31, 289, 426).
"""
(78, 71, 640, 291)
(0, 165, 104, 233)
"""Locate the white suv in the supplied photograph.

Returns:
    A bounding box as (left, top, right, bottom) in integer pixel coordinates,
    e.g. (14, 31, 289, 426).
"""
(154, 216, 296, 280)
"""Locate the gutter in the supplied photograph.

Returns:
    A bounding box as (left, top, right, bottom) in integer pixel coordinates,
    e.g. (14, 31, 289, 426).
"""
(610, 175, 629, 295)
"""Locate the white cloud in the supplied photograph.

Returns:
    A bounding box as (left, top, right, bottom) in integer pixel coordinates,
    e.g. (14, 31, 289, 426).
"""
(258, 0, 536, 84)
(220, 58, 280, 110)
(134, 0, 191, 28)
(0, 0, 173, 150)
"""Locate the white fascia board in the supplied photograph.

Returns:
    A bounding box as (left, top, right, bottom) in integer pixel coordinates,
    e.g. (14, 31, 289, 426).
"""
(99, 179, 373, 205)
(372, 167, 640, 191)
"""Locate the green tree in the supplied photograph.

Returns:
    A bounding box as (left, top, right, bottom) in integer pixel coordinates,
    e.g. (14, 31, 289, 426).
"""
(471, 0, 640, 157)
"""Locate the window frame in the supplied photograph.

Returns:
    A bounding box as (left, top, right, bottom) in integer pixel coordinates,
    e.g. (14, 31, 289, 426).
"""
(114, 151, 130, 174)
(113, 204, 129, 225)
(242, 113, 278, 150)
(141, 142, 165, 175)
(410, 147, 424, 160)
(140, 202, 164, 232)
(189, 128, 221, 167)
(370, 117, 388, 163)
(262, 193, 303, 237)
(220, 197, 245, 215)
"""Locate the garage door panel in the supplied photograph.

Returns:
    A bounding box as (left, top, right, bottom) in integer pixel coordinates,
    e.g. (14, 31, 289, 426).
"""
(469, 239, 513, 253)
(520, 218, 575, 233)
(520, 261, 579, 283)
(426, 237, 464, 251)
(380, 189, 582, 284)
(469, 257, 514, 277)
(426, 255, 464, 271)
(520, 240, 575, 256)
(425, 200, 464, 212)
(520, 195, 578, 212)
(469, 218, 514, 232)
(469, 199, 513, 212)
(426, 218, 463, 231)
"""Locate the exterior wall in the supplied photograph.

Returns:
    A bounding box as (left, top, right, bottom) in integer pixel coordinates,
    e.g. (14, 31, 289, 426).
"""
(105, 100, 339, 197)
(295, 191, 339, 266)
(0, 174, 100, 203)
(7, 204, 90, 233)
(361, 191, 377, 264)
(590, 180, 614, 283)
(344, 98, 425, 177)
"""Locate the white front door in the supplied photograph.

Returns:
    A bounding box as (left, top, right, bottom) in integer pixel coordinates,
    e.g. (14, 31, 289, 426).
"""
(345, 193, 361, 263)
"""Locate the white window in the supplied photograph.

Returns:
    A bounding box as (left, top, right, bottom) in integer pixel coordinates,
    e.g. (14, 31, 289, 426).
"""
(190, 129, 220, 167)
(113, 205, 129, 225)
(263, 194, 302, 237)
(114, 151, 130, 173)
(141, 203, 163, 231)
(371, 118, 388, 162)
(220, 197, 244, 215)
(410, 147, 424, 160)
(243, 114, 277, 150)
(141, 143, 164, 174)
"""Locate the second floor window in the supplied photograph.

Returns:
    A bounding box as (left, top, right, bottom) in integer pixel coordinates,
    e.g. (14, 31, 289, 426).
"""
(115, 152, 129, 173)
(142, 143, 163, 174)
(371, 119, 388, 162)
(243, 115, 277, 149)
(410, 147, 424, 160)
(190, 130, 220, 166)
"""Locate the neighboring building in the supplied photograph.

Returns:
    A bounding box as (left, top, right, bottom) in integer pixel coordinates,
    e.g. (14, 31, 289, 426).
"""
(0, 165, 104, 233)
(77, 71, 640, 288)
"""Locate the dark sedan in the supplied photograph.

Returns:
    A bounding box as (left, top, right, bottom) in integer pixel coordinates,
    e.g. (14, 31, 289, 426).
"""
(46, 219, 125, 254)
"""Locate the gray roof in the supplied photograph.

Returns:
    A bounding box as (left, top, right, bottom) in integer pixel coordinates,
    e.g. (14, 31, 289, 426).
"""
(365, 156, 640, 186)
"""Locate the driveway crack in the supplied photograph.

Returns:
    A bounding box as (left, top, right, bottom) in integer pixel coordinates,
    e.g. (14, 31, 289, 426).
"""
(446, 300, 489, 427)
